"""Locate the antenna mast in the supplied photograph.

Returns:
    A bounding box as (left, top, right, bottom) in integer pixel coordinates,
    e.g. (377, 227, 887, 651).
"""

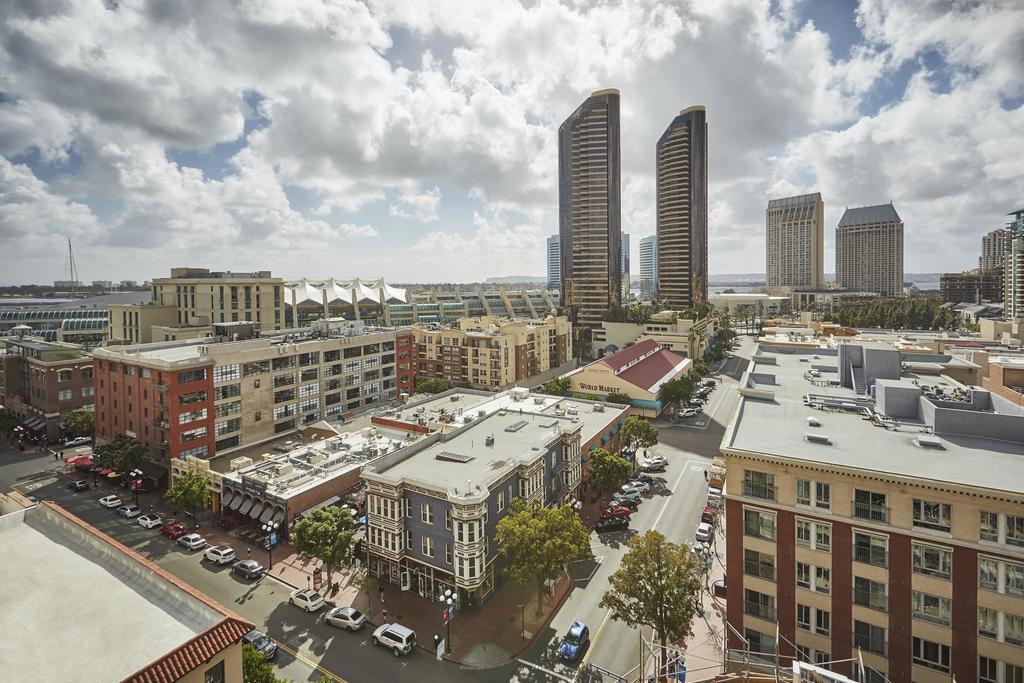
(65, 239, 80, 298)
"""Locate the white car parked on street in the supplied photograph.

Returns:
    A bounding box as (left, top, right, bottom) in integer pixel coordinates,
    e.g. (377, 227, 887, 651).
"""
(137, 514, 162, 529)
(695, 522, 713, 543)
(620, 481, 650, 495)
(99, 495, 122, 508)
(177, 533, 207, 551)
(203, 546, 237, 565)
(326, 606, 366, 631)
(288, 588, 326, 612)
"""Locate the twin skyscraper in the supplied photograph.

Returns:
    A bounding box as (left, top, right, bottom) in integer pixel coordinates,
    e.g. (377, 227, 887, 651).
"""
(555, 89, 708, 333)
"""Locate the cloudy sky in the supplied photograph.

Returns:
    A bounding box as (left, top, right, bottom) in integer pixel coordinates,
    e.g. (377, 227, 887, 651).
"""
(1, 0, 1021, 285)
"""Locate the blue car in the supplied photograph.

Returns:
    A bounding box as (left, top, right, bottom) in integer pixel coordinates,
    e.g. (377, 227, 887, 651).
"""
(558, 620, 590, 662)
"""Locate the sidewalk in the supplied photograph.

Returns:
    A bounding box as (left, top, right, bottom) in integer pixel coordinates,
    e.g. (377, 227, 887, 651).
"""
(682, 514, 728, 681)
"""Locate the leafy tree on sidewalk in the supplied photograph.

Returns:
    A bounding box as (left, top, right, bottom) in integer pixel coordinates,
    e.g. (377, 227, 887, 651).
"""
(414, 377, 450, 394)
(164, 471, 212, 519)
(588, 448, 633, 495)
(496, 499, 590, 615)
(63, 409, 95, 437)
(657, 375, 696, 415)
(599, 530, 702, 677)
(540, 376, 571, 397)
(92, 432, 146, 473)
(605, 392, 633, 407)
(242, 644, 285, 683)
(291, 506, 357, 592)
(619, 416, 657, 457)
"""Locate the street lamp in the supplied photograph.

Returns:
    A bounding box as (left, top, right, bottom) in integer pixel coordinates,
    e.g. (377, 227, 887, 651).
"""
(261, 520, 279, 570)
(517, 603, 526, 639)
(439, 588, 455, 654)
(130, 468, 143, 506)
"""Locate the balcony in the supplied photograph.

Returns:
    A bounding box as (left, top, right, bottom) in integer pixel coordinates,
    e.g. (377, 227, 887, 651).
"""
(852, 501, 890, 524)
(153, 383, 169, 392)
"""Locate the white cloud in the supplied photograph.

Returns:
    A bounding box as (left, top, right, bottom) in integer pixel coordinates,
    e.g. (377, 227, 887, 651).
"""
(337, 223, 380, 238)
(388, 185, 441, 221)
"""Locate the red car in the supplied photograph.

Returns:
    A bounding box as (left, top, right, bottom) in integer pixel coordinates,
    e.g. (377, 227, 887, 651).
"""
(701, 506, 716, 524)
(601, 505, 631, 520)
(160, 522, 187, 539)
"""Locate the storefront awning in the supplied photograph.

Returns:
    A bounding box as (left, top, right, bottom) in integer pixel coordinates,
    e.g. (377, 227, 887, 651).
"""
(601, 435, 610, 443)
(249, 501, 265, 519)
(259, 505, 275, 523)
(238, 497, 254, 515)
(221, 492, 238, 509)
(610, 427, 619, 435)
(228, 493, 244, 510)
(271, 509, 285, 525)
(67, 455, 93, 466)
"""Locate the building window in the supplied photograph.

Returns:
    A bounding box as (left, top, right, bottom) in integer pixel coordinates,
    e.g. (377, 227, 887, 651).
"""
(180, 445, 208, 459)
(81, 366, 94, 380)
(912, 542, 952, 580)
(744, 628, 775, 655)
(815, 566, 831, 595)
(203, 660, 225, 683)
(212, 364, 240, 382)
(796, 518, 831, 551)
(421, 503, 434, 525)
(743, 549, 775, 581)
(178, 368, 207, 384)
(497, 491, 505, 512)
(742, 470, 775, 500)
(422, 536, 434, 557)
(912, 499, 951, 533)
(853, 576, 887, 612)
(853, 531, 887, 567)
(743, 589, 776, 622)
(406, 530, 412, 550)
(911, 591, 950, 626)
(214, 384, 241, 400)
(58, 389, 72, 401)
(181, 427, 207, 443)
(979, 606, 998, 638)
(141, 368, 151, 379)
(980, 510, 1000, 542)
(1009, 515, 1024, 548)
(743, 508, 775, 541)
(853, 620, 887, 656)
(797, 562, 830, 593)
(179, 408, 208, 424)
(57, 369, 72, 383)
(445, 509, 452, 530)
(795, 479, 830, 510)
(979, 656, 998, 683)
(815, 609, 831, 637)
(1008, 613, 1024, 646)
(853, 489, 888, 523)
(81, 386, 94, 397)
(911, 637, 950, 673)
(445, 543, 452, 564)
(796, 603, 811, 631)
(979, 557, 999, 591)
(1008, 562, 1024, 596)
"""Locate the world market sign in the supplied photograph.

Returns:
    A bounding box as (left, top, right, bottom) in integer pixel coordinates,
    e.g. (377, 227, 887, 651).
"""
(579, 383, 619, 393)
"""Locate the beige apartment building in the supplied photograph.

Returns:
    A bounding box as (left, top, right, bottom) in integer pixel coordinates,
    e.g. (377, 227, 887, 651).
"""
(766, 193, 824, 289)
(109, 268, 285, 344)
(835, 204, 904, 297)
(413, 316, 571, 390)
(723, 341, 1024, 683)
(981, 228, 1009, 271)
(592, 312, 717, 359)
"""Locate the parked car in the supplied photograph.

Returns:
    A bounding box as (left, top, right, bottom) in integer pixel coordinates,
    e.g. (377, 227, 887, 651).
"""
(232, 559, 266, 581)
(695, 522, 713, 543)
(630, 474, 655, 485)
(160, 522, 187, 539)
(726, 352, 735, 359)
(64, 436, 92, 448)
(372, 623, 416, 657)
(241, 630, 277, 661)
(326, 606, 366, 631)
(98, 495, 122, 508)
(594, 516, 629, 533)
(601, 505, 631, 520)
(707, 486, 722, 502)
(116, 503, 142, 518)
(288, 588, 326, 612)
(640, 460, 667, 473)
(620, 481, 650, 495)
(66, 480, 89, 492)
(203, 545, 237, 565)
(701, 506, 716, 524)
(678, 408, 700, 418)
(610, 496, 639, 511)
(612, 489, 642, 504)
(178, 533, 206, 551)
(558, 620, 590, 662)
(688, 398, 704, 407)
(137, 513, 162, 529)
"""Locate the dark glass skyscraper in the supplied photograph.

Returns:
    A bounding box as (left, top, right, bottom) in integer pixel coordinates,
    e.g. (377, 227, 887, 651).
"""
(558, 89, 621, 331)
(656, 106, 708, 310)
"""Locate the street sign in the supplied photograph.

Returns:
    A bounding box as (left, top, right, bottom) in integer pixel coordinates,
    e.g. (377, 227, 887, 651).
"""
(436, 639, 445, 661)
(442, 609, 449, 624)
(313, 568, 322, 590)
(268, 532, 278, 546)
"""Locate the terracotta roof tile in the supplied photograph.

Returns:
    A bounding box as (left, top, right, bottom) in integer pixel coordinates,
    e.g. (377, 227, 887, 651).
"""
(122, 618, 253, 683)
(598, 338, 660, 371)
(617, 349, 689, 392)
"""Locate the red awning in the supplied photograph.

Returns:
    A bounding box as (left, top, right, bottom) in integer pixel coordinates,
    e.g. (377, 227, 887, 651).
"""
(67, 455, 93, 466)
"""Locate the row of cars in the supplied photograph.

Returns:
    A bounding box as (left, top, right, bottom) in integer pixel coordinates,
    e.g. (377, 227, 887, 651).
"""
(678, 378, 717, 418)
(282, 589, 418, 658)
(594, 464, 665, 533)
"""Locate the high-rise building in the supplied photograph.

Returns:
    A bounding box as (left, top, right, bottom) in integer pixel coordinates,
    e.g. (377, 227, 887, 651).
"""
(547, 235, 561, 291)
(835, 203, 904, 297)
(621, 233, 631, 297)
(558, 89, 621, 330)
(656, 106, 708, 310)
(1003, 209, 1024, 319)
(766, 193, 824, 289)
(939, 268, 1003, 304)
(723, 341, 1024, 683)
(639, 235, 658, 299)
(981, 228, 1009, 270)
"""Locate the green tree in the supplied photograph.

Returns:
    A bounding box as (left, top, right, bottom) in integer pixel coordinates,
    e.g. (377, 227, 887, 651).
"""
(619, 416, 658, 457)
(541, 376, 571, 397)
(92, 433, 146, 473)
(63, 408, 95, 438)
(414, 377, 450, 394)
(658, 375, 696, 415)
(605, 392, 633, 406)
(496, 499, 590, 614)
(599, 531, 702, 677)
(291, 506, 357, 591)
(164, 471, 212, 519)
(588, 448, 633, 494)
(242, 644, 284, 683)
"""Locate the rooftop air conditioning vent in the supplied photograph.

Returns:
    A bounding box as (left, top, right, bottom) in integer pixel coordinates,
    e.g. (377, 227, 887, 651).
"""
(435, 451, 474, 463)
(534, 397, 544, 405)
(916, 435, 945, 449)
(805, 433, 832, 445)
(505, 419, 528, 432)
(593, 404, 604, 412)
(806, 417, 821, 427)
(450, 395, 460, 402)
(485, 435, 495, 446)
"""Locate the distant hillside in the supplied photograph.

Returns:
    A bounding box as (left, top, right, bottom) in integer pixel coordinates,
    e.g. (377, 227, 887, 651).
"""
(484, 276, 547, 284)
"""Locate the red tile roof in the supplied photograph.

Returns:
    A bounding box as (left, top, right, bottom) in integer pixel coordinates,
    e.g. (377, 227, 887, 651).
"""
(122, 617, 253, 683)
(597, 338, 660, 371)
(618, 348, 690, 392)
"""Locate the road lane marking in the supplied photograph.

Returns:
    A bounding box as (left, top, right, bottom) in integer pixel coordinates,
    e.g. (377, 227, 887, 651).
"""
(516, 658, 575, 681)
(273, 639, 350, 682)
(576, 608, 614, 676)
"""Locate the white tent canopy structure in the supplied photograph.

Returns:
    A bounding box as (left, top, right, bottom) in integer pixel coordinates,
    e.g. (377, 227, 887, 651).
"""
(283, 278, 408, 321)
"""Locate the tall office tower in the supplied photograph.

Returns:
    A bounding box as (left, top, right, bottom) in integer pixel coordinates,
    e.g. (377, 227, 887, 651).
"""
(981, 228, 1009, 270)
(656, 106, 708, 310)
(766, 193, 824, 289)
(547, 235, 561, 291)
(835, 203, 904, 296)
(639, 235, 658, 298)
(559, 89, 622, 331)
(1003, 209, 1024, 319)
(621, 233, 631, 298)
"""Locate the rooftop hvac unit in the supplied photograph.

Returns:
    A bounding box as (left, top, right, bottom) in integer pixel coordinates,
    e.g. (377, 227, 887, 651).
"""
(274, 463, 294, 476)
(567, 408, 578, 415)
(805, 433, 832, 445)
(450, 395, 460, 402)
(485, 435, 495, 446)
(477, 409, 486, 417)
(806, 416, 821, 427)
(916, 435, 945, 449)
(593, 404, 604, 412)
(533, 397, 544, 405)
